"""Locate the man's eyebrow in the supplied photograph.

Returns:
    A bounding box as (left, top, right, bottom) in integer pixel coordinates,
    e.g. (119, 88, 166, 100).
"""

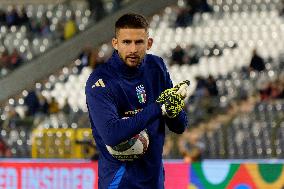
(121, 39, 144, 42)
(135, 39, 144, 43)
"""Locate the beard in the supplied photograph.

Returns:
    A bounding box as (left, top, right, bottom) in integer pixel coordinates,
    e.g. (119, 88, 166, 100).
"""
(118, 52, 143, 68)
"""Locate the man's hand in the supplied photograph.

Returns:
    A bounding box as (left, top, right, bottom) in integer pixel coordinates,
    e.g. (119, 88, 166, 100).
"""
(174, 80, 190, 99)
(156, 80, 190, 118)
(156, 88, 184, 118)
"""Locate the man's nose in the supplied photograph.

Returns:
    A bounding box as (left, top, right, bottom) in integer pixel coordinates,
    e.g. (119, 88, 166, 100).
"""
(129, 43, 138, 53)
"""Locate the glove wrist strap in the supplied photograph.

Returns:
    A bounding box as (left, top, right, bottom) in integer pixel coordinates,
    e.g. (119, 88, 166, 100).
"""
(161, 104, 167, 116)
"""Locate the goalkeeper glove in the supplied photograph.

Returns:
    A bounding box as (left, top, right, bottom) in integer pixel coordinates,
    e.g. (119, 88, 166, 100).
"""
(156, 80, 190, 118)
(156, 88, 184, 118)
(156, 80, 190, 103)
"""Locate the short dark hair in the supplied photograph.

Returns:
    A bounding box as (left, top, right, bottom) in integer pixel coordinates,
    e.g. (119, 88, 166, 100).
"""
(115, 13, 149, 36)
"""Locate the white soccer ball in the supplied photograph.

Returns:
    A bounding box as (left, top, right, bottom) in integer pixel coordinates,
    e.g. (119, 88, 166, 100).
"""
(106, 129, 149, 161)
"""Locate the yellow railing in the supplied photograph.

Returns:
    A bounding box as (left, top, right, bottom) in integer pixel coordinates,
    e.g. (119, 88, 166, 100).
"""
(31, 128, 95, 159)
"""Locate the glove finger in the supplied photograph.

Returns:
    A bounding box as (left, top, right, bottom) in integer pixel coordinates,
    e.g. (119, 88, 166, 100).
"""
(177, 88, 187, 97)
(174, 80, 190, 89)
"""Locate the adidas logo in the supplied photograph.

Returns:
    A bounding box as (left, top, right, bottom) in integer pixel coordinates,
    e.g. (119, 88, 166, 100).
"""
(92, 79, 105, 88)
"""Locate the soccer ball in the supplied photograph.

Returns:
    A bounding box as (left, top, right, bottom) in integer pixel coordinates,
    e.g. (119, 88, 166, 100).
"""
(106, 129, 149, 161)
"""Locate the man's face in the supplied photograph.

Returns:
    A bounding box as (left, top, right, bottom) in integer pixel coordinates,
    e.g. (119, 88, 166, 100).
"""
(112, 28, 153, 68)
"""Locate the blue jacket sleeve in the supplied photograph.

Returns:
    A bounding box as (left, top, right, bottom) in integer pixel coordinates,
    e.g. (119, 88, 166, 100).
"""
(165, 111, 188, 134)
(86, 84, 162, 147)
(162, 61, 188, 133)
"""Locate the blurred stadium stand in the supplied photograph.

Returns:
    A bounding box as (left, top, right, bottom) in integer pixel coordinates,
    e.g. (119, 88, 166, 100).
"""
(0, 0, 284, 161)
(0, 0, 91, 78)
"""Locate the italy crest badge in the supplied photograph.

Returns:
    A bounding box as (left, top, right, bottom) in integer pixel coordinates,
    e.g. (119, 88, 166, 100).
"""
(136, 85, 146, 104)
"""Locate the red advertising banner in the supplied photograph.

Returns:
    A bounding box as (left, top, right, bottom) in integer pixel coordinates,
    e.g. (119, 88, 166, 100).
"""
(0, 160, 98, 189)
(0, 160, 188, 189)
(164, 162, 189, 189)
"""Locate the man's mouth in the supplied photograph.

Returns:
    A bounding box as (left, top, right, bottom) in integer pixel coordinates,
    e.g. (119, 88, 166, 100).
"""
(127, 57, 139, 63)
(127, 56, 138, 60)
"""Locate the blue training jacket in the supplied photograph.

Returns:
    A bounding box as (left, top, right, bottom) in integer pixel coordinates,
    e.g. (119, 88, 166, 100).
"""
(85, 51, 188, 189)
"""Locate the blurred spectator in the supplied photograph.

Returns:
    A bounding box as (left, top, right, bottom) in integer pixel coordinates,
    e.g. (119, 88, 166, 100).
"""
(162, 135, 174, 159)
(279, 0, 284, 16)
(77, 46, 93, 72)
(206, 75, 219, 96)
(18, 7, 29, 26)
(186, 0, 212, 13)
(278, 72, 284, 98)
(189, 76, 214, 123)
(6, 6, 20, 27)
(175, 8, 192, 27)
(2, 106, 20, 128)
(258, 78, 284, 101)
(186, 44, 202, 65)
(174, 0, 212, 28)
(62, 98, 74, 124)
(90, 49, 105, 69)
(62, 98, 71, 115)
(0, 50, 10, 69)
(178, 128, 205, 163)
(112, 0, 124, 12)
(198, 0, 212, 13)
(55, 19, 65, 40)
(88, 0, 106, 21)
(0, 9, 6, 24)
(0, 138, 12, 157)
(270, 81, 282, 99)
(258, 78, 270, 101)
(171, 45, 185, 65)
(48, 97, 60, 114)
(249, 49, 265, 72)
(28, 19, 41, 35)
(186, 0, 199, 14)
(0, 49, 23, 70)
(38, 94, 49, 115)
(40, 17, 51, 37)
(94, 0, 106, 21)
(24, 90, 40, 116)
(280, 7, 284, 17)
(75, 139, 99, 161)
(76, 46, 106, 72)
(10, 48, 23, 68)
(64, 14, 78, 40)
(193, 76, 208, 100)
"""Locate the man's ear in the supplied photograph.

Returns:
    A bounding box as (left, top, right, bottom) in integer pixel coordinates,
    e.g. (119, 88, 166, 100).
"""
(147, 38, 153, 50)
(112, 38, 118, 50)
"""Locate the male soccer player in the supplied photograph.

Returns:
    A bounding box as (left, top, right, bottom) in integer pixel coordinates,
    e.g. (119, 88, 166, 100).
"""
(85, 13, 188, 189)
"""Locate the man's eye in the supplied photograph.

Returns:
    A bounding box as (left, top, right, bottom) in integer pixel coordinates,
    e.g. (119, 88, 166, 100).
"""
(123, 41, 131, 44)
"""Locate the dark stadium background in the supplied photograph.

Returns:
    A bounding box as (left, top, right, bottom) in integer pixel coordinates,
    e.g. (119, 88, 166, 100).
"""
(0, 0, 284, 188)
